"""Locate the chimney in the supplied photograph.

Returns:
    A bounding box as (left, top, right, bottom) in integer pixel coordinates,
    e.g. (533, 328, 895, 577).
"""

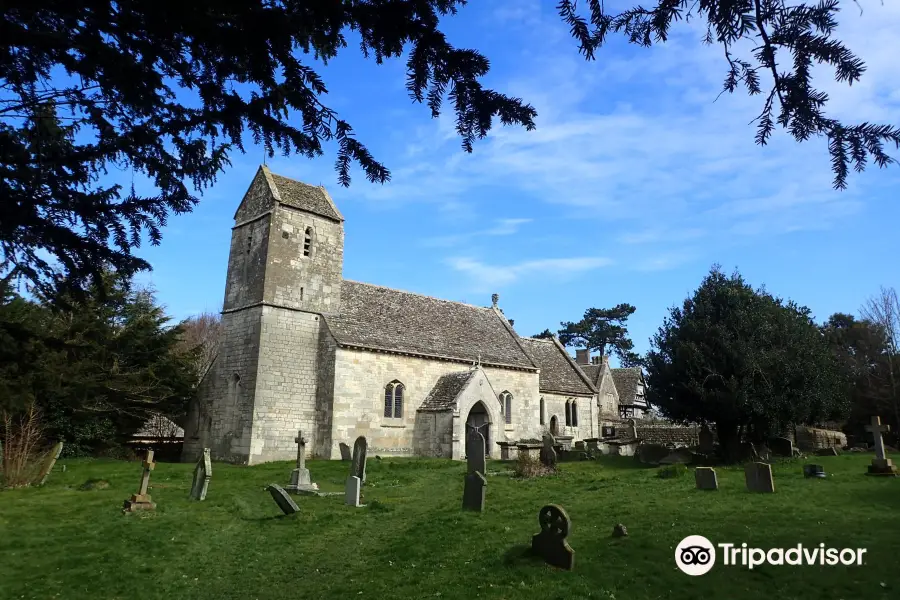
(591, 355, 600, 365)
(575, 349, 590, 365)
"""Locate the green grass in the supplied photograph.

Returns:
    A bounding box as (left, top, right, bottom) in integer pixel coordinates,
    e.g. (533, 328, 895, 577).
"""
(1, 454, 898, 600)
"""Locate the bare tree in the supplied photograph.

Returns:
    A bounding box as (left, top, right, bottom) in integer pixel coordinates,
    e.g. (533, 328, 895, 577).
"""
(177, 312, 222, 383)
(861, 286, 900, 433)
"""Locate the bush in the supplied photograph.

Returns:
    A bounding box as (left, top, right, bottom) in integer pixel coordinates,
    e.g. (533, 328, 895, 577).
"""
(513, 452, 556, 479)
(657, 464, 688, 479)
(1, 405, 47, 488)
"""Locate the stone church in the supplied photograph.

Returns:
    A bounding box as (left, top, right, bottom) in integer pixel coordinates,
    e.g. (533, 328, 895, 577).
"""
(183, 166, 633, 465)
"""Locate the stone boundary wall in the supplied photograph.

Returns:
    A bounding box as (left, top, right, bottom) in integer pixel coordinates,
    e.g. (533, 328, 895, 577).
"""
(616, 419, 700, 447)
(795, 426, 847, 450)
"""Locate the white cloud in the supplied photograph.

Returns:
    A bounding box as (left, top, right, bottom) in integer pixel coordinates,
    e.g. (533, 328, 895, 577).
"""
(420, 217, 533, 247)
(446, 255, 613, 289)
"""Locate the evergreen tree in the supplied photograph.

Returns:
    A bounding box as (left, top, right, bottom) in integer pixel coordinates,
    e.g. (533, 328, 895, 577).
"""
(557, 304, 644, 366)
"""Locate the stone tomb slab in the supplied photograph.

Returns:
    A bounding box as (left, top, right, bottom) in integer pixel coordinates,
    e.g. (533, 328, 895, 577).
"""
(694, 467, 718, 490)
(462, 472, 486, 512)
(744, 462, 775, 493)
(531, 504, 574, 570)
(267, 484, 300, 515)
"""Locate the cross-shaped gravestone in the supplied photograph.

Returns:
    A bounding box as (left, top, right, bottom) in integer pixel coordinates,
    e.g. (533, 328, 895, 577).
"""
(288, 430, 313, 491)
(531, 504, 575, 570)
(865, 416, 898, 476)
(123, 450, 157, 512)
(190, 448, 212, 501)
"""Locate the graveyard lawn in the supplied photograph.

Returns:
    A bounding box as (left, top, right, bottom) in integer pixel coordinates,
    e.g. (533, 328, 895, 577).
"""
(1, 455, 898, 600)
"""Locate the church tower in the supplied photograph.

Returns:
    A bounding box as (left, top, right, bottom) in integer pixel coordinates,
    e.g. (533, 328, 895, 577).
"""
(184, 166, 344, 464)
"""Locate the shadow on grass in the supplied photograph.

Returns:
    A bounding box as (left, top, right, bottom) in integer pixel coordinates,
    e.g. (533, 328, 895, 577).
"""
(501, 543, 543, 566)
(857, 478, 900, 509)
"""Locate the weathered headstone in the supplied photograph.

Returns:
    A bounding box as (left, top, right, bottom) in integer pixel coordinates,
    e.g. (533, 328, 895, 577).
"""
(768, 436, 794, 457)
(287, 430, 315, 493)
(345, 475, 362, 507)
(189, 448, 212, 500)
(37, 441, 64, 485)
(698, 423, 714, 454)
(539, 433, 557, 468)
(531, 504, 574, 570)
(803, 464, 826, 479)
(267, 483, 300, 514)
(123, 450, 157, 512)
(634, 443, 669, 466)
(627, 418, 638, 440)
(865, 416, 898, 476)
(462, 471, 487, 511)
(744, 461, 775, 493)
(466, 430, 486, 475)
(339, 442, 352, 461)
(351, 436, 367, 484)
(694, 466, 718, 490)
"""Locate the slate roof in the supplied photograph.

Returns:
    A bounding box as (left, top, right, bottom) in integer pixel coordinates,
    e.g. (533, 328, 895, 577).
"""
(519, 338, 596, 396)
(324, 281, 538, 370)
(269, 172, 343, 222)
(611, 367, 647, 406)
(419, 371, 477, 412)
(580, 364, 602, 386)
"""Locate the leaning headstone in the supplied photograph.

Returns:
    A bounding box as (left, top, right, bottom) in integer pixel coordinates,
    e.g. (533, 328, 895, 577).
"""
(768, 437, 794, 457)
(531, 504, 574, 570)
(803, 464, 826, 479)
(123, 450, 157, 512)
(698, 424, 714, 454)
(189, 448, 212, 501)
(37, 442, 64, 485)
(345, 475, 362, 507)
(339, 442, 352, 461)
(351, 436, 368, 484)
(462, 471, 487, 511)
(540, 433, 557, 468)
(744, 462, 775, 493)
(266, 483, 299, 515)
(466, 430, 486, 475)
(865, 416, 898, 476)
(694, 466, 718, 490)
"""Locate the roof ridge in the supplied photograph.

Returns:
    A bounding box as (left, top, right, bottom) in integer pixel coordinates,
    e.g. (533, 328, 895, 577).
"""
(491, 305, 540, 370)
(342, 280, 493, 311)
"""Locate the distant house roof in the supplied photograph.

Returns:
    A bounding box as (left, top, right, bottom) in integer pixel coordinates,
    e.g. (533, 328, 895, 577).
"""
(580, 364, 602, 387)
(519, 338, 596, 396)
(611, 367, 648, 407)
(419, 370, 477, 411)
(324, 281, 538, 370)
(268, 171, 343, 222)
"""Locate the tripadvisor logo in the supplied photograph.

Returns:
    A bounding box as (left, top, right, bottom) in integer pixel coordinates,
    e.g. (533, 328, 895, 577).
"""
(675, 536, 867, 576)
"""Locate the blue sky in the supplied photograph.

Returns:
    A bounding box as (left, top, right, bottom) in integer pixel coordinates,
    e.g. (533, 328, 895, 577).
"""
(131, 0, 900, 364)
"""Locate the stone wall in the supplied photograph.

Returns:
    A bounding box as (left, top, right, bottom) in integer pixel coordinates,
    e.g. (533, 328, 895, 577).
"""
(541, 392, 597, 440)
(329, 347, 541, 459)
(617, 418, 700, 447)
(795, 426, 847, 450)
(413, 411, 454, 458)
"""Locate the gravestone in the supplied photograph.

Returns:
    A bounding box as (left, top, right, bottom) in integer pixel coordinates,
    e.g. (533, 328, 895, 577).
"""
(462, 471, 487, 511)
(189, 448, 212, 501)
(345, 475, 362, 507)
(266, 483, 300, 515)
(287, 430, 317, 493)
(123, 450, 157, 512)
(627, 418, 638, 440)
(816, 447, 840, 457)
(463, 431, 487, 511)
(37, 441, 64, 485)
(803, 464, 826, 478)
(539, 433, 557, 468)
(694, 466, 718, 490)
(351, 436, 368, 484)
(865, 416, 898, 476)
(634, 443, 669, 466)
(339, 442, 352, 461)
(744, 462, 775, 493)
(768, 437, 794, 457)
(698, 423, 714, 454)
(466, 430, 486, 475)
(531, 504, 574, 570)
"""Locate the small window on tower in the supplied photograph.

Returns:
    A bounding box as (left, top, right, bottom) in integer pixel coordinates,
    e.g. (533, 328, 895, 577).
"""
(282, 230, 290, 239)
(303, 227, 313, 257)
(246, 234, 252, 254)
(300, 287, 304, 301)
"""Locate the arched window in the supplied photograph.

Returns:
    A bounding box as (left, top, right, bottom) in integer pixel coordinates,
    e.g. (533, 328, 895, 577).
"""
(572, 399, 578, 427)
(303, 226, 313, 257)
(539, 397, 545, 425)
(564, 400, 571, 427)
(384, 380, 404, 419)
(498, 391, 512, 424)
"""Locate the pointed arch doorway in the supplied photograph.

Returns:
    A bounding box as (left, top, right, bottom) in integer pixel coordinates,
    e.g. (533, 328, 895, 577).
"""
(465, 401, 491, 457)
